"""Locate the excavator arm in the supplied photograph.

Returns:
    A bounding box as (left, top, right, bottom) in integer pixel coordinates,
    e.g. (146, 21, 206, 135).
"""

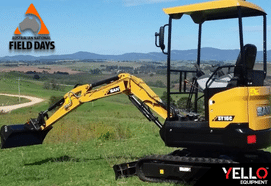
(1, 73, 168, 148)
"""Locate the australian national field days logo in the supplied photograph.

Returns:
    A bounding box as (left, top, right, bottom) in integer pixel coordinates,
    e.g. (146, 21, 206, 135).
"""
(9, 4, 55, 51)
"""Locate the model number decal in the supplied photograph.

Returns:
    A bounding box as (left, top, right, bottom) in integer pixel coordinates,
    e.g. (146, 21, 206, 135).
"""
(257, 106, 270, 117)
(107, 86, 120, 95)
(213, 116, 235, 122)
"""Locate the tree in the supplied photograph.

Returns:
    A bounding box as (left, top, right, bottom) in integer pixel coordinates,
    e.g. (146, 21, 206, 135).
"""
(177, 97, 188, 109)
(90, 68, 102, 74)
(51, 79, 64, 91)
(33, 74, 40, 80)
(154, 80, 166, 88)
(43, 79, 64, 91)
(51, 79, 58, 90)
(160, 91, 175, 106)
(43, 81, 50, 89)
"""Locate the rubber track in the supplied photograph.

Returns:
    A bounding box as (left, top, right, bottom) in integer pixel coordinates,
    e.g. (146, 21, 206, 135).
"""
(136, 154, 237, 184)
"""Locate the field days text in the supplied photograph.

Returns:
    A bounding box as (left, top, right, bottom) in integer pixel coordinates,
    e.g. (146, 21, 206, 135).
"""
(9, 41, 55, 50)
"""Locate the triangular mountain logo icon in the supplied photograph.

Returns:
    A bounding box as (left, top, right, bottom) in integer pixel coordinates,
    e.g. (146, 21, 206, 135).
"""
(14, 4, 49, 35)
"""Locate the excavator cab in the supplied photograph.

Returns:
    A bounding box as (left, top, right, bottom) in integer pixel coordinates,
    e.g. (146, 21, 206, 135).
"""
(156, 0, 271, 151)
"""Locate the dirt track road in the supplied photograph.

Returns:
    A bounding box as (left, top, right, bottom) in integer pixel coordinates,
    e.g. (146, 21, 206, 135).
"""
(0, 93, 44, 113)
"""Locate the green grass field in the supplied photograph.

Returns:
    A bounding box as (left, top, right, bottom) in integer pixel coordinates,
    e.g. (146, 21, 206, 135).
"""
(0, 95, 30, 106)
(0, 77, 175, 186)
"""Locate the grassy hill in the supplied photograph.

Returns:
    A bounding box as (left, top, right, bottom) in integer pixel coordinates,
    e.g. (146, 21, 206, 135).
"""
(0, 76, 174, 186)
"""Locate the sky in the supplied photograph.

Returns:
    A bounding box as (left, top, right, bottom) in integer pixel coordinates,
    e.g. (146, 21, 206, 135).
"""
(0, 0, 271, 57)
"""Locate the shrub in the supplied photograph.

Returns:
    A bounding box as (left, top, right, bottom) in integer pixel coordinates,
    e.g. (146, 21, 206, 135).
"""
(147, 80, 166, 88)
(160, 91, 175, 106)
(43, 81, 50, 89)
(177, 97, 188, 109)
(43, 79, 64, 91)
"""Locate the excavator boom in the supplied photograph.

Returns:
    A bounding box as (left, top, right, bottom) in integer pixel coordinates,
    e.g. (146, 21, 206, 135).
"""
(1, 73, 168, 148)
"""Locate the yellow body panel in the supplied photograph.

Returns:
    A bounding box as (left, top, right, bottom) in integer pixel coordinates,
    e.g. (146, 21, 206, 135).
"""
(209, 86, 271, 131)
(248, 87, 271, 130)
(163, 0, 265, 21)
(209, 87, 249, 128)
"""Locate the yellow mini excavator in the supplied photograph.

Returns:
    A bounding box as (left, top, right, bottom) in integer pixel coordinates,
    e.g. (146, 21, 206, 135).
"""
(1, 0, 271, 184)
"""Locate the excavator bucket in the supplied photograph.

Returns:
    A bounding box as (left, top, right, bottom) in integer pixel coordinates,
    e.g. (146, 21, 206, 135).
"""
(0, 124, 52, 149)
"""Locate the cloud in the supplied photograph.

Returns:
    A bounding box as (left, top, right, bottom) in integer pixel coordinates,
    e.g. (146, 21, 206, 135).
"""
(122, 0, 177, 7)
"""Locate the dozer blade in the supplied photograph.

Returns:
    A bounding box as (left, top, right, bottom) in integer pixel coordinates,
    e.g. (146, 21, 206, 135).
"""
(113, 161, 138, 179)
(0, 124, 52, 149)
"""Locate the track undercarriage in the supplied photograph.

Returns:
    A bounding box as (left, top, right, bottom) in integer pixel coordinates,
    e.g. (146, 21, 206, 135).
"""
(114, 149, 271, 184)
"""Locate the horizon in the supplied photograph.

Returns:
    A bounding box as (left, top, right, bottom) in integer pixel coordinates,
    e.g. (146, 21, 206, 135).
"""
(1, 0, 271, 57)
(1, 46, 270, 58)
(1, 47, 270, 62)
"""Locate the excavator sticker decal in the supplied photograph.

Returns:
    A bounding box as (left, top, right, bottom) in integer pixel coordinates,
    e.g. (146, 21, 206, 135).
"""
(257, 106, 271, 117)
(9, 4, 55, 51)
(213, 116, 235, 122)
(107, 86, 120, 95)
(222, 166, 269, 185)
(14, 4, 49, 35)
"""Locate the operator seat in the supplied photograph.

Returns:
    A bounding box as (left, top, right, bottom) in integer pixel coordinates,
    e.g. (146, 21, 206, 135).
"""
(227, 44, 257, 87)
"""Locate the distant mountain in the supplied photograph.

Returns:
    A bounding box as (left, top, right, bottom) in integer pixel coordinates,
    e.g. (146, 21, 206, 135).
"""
(1, 48, 270, 62)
